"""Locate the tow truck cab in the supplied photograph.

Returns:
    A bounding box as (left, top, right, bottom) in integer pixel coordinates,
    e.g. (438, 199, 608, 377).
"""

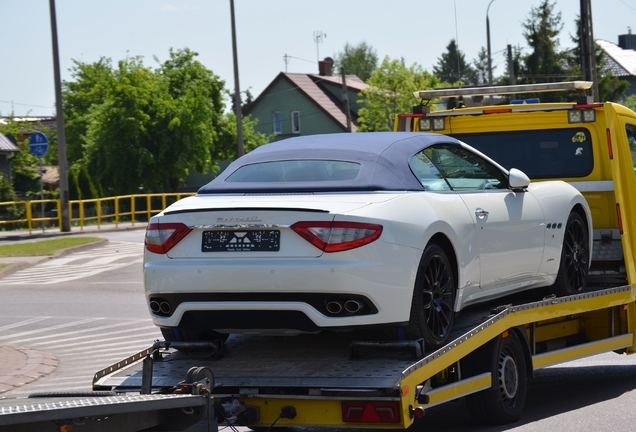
(395, 81, 636, 292)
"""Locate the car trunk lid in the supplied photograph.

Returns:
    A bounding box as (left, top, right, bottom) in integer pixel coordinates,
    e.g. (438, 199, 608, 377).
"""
(157, 194, 394, 259)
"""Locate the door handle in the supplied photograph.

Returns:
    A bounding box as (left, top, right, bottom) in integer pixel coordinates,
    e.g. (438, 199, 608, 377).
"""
(475, 208, 489, 219)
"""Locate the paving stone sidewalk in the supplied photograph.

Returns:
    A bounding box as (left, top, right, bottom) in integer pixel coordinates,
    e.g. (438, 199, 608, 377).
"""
(0, 346, 58, 394)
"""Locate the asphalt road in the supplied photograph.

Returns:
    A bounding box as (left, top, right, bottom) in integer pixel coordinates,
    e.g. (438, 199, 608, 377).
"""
(2, 229, 636, 431)
(0, 229, 159, 397)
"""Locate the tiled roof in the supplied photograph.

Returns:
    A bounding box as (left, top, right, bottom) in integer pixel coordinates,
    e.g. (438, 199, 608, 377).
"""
(0, 132, 19, 152)
(247, 73, 368, 132)
(308, 74, 368, 92)
(596, 39, 636, 77)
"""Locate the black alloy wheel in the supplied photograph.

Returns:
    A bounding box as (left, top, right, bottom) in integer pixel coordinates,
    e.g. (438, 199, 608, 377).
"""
(406, 244, 455, 349)
(553, 212, 589, 297)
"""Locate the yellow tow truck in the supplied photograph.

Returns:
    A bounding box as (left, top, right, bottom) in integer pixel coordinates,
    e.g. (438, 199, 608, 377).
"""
(93, 83, 636, 429)
(90, 82, 636, 430)
(4, 82, 636, 431)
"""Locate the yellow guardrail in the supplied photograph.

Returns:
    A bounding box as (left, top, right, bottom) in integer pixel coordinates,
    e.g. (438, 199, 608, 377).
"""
(0, 193, 195, 234)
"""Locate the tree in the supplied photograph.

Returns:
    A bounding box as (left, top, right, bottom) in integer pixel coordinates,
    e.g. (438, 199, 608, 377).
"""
(433, 39, 478, 85)
(473, 47, 496, 85)
(68, 164, 100, 200)
(231, 88, 254, 113)
(357, 57, 441, 132)
(622, 94, 636, 112)
(63, 48, 269, 194)
(333, 42, 378, 82)
(0, 117, 44, 198)
(63, 57, 115, 163)
(519, 0, 574, 101)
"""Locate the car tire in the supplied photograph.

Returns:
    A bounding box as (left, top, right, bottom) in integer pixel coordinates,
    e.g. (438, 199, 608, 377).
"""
(465, 331, 528, 425)
(406, 243, 455, 349)
(552, 212, 589, 297)
(161, 328, 230, 343)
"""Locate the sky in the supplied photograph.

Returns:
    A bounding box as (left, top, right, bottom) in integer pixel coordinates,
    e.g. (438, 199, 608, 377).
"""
(1, 0, 635, 117)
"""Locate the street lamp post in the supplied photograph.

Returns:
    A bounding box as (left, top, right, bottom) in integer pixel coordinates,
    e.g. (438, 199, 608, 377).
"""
(230, 0, 244, 157)
(487, 0, 496, 104)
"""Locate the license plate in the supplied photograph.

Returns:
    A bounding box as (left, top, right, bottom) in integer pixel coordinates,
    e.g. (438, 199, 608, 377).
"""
(202, 230, 280, 252)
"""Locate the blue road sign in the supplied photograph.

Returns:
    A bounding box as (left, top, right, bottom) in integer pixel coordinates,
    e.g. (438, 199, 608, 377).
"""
(29, 132, 49, 158)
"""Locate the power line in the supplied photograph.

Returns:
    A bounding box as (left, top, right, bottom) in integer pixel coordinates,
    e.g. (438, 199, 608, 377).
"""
(619, 0, 636, 11)
(0, 100, 54, 109)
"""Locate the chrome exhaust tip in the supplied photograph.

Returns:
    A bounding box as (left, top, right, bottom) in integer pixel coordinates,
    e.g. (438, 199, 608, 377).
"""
(325, 301, 343, 315)
(344, 299, 363, 314)
(159, 301, 172, 315)
(149, 300, 161, 314)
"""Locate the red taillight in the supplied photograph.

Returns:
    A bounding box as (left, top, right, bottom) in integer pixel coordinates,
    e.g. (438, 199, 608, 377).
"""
(573, 103, 603, 109)
(145, 223, 191, 254)
(607, 128, 613, 159)
(342, 402, 400, 423)
(291, 221, 383, 253)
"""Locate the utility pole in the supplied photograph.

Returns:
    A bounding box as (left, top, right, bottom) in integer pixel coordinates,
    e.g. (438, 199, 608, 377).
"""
(230, 0, 244, 157)
(486, 0, 496, 104)
(49, 0, 70, 232)
(341, 69, 352, 132)
(507, 44, 516, 100)
(580, 0, 599, 101)
(283, 54, 290, 73)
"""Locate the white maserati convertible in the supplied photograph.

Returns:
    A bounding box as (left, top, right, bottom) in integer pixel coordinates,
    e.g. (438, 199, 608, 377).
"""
(144, 132, 592, 348)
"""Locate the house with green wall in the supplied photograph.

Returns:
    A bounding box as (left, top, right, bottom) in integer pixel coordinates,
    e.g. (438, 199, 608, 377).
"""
(245, 58, 368, 140)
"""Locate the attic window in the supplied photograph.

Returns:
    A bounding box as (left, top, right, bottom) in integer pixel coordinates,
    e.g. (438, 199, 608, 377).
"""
(273, 111, 282, 135)
(291, 111, 301, 134)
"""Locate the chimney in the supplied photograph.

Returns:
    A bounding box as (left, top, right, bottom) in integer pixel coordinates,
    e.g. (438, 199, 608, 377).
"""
(619, 27, 636, 50)
(318, 57, 334, 76)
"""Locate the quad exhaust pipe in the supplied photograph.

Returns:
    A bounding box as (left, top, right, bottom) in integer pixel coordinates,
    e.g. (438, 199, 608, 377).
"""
(149, 299, 172, 315)
(325, 299, 364, 316)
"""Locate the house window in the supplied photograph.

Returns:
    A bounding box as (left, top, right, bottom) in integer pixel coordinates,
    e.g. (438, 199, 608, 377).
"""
(273, 111, 282, 135)
(291, 111, 301, 134)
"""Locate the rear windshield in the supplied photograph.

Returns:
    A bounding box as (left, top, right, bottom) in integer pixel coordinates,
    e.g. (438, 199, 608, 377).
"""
(450, 128, 594, 178)
(225, 160, 361, 182)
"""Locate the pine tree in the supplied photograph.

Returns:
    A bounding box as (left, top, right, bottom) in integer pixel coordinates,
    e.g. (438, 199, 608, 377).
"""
(473, 47, 496, 85)
(519, 0, 574, 101)
(433, 39, 478, 85)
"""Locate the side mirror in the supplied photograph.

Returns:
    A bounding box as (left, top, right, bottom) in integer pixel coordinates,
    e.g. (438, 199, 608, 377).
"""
(508, 168, 530, 190)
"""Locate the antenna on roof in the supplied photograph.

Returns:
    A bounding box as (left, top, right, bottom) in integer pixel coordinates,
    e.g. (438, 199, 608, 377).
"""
(313, 31, 326, 64)
(283, 53, 290, 72)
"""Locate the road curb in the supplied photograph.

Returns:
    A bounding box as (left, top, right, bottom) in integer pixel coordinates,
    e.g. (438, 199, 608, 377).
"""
(0, 238, 109, 279)
(0, 224, 147, 242)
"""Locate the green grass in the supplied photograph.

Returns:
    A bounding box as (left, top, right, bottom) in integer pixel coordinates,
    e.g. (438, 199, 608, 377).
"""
(0, 237, 102, 257)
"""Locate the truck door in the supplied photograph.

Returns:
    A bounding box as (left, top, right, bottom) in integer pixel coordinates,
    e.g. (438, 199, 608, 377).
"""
(612, 113, 636, 284)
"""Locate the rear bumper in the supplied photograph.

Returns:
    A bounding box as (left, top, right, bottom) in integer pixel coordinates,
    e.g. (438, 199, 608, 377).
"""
(144, 248, 420, 331)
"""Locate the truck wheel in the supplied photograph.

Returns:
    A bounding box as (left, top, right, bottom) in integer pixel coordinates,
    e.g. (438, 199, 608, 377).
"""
(465, 331, 528, 425)
(552, 212, 589, 296)
(406, 244, 455, 349)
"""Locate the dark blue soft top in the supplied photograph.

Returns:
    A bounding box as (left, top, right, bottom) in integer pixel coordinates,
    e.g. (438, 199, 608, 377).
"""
(198, 132, 461, 194)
